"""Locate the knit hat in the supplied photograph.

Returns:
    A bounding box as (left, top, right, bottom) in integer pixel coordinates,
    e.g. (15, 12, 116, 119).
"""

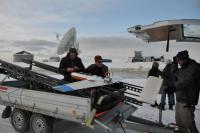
(69, 48, 77, 53)
(176, 50, 189, 60)
(152, 61, 159, 68)
(94, 55, 102, 63)
(69, 48, 78, 55)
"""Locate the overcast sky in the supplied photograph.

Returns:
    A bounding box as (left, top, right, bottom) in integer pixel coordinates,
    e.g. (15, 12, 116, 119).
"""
(0, 0, 200, 61)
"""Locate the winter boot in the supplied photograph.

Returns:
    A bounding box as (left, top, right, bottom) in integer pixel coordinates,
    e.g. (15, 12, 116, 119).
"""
(159, 104, 165, 110)
(169, 105, 173, 110)
(150, 101, 158, 107)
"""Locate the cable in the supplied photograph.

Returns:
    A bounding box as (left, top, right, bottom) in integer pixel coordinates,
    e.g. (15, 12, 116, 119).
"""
(119, 121, 126, 133)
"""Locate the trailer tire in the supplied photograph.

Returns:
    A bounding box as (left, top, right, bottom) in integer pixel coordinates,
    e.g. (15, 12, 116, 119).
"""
(10, 108, 30, 133)
(30, 114, 53, 133)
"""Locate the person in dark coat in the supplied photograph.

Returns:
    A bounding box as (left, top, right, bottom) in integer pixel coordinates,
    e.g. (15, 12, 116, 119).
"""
(148, 61, 162, 107)
(159, 58, 177, 110)
(148, 61, 161, 77)
(59, 48, 85, 82)
(174, 50, 200, 133)
(85, 55, 108, 78)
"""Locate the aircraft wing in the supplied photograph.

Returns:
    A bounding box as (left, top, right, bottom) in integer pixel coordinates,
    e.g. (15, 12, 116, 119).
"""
(53, 72, 112, 92)
(128, 19, 200, 42)
(53, 80, 109, 92)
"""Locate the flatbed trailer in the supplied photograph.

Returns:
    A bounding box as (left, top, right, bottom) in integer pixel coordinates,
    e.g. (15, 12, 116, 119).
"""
(0, 59, 174, 133)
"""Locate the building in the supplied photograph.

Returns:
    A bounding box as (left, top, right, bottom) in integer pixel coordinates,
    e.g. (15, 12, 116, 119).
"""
(42, 59, 49, 62)
(144, 56, 154, 62)
(13, 51, 34, 62)
(102, 59, 112, 63)
(132, 51, 144, 62)
(49, 56, 60, 62)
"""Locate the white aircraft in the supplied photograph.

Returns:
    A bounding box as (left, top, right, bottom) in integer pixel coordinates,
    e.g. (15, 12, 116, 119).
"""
(127, 19, 200, 51)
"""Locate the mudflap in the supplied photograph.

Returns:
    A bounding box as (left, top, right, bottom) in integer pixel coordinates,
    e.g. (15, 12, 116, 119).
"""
(94, 103, 137, 132)
(2, 106, 12, 119)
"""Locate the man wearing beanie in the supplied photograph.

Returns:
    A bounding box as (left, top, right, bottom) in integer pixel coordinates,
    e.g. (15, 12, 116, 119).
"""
(174, 50, 200, 133)
(59, 48, 85, 82)
(85, 55, 108, 78)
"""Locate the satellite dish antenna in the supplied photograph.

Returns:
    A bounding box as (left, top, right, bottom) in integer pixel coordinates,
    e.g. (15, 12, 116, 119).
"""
(74, 41, 79, 49)
(57, 27, 77, 55)
(74, 42, 81, 54)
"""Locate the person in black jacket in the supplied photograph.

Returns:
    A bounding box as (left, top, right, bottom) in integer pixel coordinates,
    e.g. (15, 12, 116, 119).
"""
(148, 61, 162, 107)
(175, 50, 200, 133)
(85, 55, 108, 78)
(159, 58, 177, 110)
(59, 48, 85, 82)
(148, 61, 161, 77)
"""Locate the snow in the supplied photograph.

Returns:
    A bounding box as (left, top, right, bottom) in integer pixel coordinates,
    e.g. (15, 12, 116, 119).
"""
(107, 62, 166, 71)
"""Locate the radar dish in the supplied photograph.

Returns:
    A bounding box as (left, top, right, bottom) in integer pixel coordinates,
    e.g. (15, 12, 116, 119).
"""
(57, 27, 77, 55)
(74, 41, 79, 49)
(74, 42, 81, 54)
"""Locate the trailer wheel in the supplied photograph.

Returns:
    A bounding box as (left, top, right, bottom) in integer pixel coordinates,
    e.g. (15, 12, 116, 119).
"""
(10, 108, 30, 133)
(30, 114, 53, 133)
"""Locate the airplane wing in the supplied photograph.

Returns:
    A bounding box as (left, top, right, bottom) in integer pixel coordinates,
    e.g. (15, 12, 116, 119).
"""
(53, 72, 112, 92)
(128, 19, 200, 42)
(53, 80, 109, 92)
